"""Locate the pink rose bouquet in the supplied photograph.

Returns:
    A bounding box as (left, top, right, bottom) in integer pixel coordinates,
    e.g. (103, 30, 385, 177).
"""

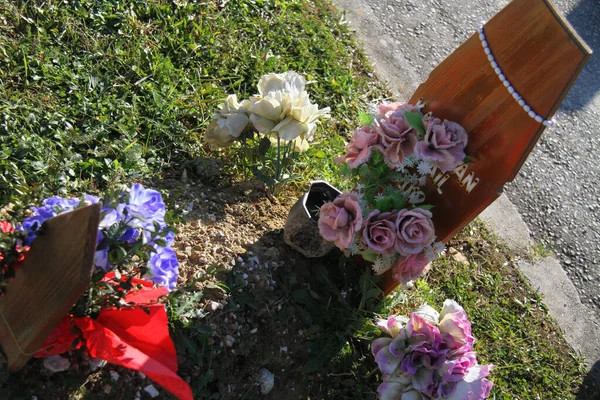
(372, 301, 493, 400)
(318, 101, 469, 285)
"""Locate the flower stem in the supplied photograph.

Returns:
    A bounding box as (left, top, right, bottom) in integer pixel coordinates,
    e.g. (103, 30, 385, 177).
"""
(276, 134, 281, 181)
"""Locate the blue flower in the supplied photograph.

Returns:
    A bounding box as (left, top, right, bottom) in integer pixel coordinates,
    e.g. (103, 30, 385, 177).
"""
(145, 247, 179, 291)
(94, 231, 111, 271)
(19, 215, 48, 245)
(126, 183, 166, 223)
(119, 227, 139, 243)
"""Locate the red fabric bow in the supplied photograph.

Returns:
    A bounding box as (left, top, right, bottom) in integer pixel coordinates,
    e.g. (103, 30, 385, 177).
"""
(34, 273, 193, 400)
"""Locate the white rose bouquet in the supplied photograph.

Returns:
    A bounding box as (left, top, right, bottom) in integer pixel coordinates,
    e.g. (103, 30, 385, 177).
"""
(204, 71, 330, 188)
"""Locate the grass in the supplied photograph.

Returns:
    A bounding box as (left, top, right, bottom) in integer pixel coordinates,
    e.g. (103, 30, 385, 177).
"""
(0, 0, 386, 209)
(0, 0, 588, 399)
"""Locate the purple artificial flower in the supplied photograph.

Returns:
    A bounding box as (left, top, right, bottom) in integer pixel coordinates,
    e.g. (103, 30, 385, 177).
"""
(372, 301, 492, 400)
(335, 125, 383, 168)
(415, 117, 467, 172)
(377, 102, 420, 120)
(438, 300, 475, 358)
(318, 191, 363, 250)
(99, 208, 122, 229)
(401, 315, 447, 376)
(376, 106, 419, 167)
(19, 215, 47, 245)
(119, 227, 140, 243)
(411, 368, 437, 397)
(375, 345, 404, 376)
(94, 231, 111, 271)
(394, 208, 435, 256)
(361, 210, 397, 255)
(20, 196, 81, 244)
(126, 183, 166, 222)
(164, 230, 175, 246)
(31, 197, 70, 218)
(392, 252, 431, 286)
(375, 315, 409, 338)
(146, 247, 179, 290)
(444, 365, 494, 400)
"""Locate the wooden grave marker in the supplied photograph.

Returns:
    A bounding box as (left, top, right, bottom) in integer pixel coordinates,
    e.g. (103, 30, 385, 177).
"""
(380, 0, 591, 294)
(0, 204, 101, 371)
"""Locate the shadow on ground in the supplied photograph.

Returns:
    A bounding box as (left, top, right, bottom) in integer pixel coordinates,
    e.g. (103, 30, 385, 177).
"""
(563, 0, 600, 110)
(578, 359, 600, 400)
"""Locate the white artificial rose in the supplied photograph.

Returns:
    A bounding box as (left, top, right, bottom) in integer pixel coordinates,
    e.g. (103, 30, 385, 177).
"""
(249, 71, 330, 144)
(257, 71, 306, 97)
(204, 95, 251, 148)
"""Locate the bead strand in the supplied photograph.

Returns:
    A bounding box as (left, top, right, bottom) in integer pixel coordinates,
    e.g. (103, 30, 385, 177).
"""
(478, 22, 555, 127)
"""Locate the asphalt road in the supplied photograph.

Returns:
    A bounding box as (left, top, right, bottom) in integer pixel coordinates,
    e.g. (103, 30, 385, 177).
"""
(332, 0, 600, 314)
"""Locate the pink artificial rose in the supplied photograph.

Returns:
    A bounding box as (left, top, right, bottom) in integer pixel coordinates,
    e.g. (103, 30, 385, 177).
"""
(376, 108, 419, 167)
(415, 117, 468, 172)
(392, 252, 431, 285)
(377, 102, 420, 119)
(335, 125, 382, 168)
(395, 208, 435, 256)
(318, 192, 363, 250)
(438, 300, 475, 358)
(361, 210, 397, 255)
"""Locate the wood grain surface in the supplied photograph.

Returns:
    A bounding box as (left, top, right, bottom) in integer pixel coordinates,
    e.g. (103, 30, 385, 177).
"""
(0, 204, 101, 371)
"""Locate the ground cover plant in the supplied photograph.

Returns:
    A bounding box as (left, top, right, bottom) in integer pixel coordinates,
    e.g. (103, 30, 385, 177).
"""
(0, 0, 590, 399)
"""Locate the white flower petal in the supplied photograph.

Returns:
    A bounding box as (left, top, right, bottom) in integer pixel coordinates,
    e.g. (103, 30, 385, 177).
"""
(413, 304, 440, 325)
(273, 117, 305, 140)
(225, 113, 249, 138)
(250, 113, 278, 133)
(250, 97, 283, 121)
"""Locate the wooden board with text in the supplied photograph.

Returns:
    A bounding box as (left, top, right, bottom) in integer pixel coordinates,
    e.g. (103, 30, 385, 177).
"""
(380, 0, 591, 294)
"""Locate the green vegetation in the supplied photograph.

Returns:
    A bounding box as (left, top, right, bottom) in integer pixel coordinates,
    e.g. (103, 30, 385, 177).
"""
(0, 0, 385, 207)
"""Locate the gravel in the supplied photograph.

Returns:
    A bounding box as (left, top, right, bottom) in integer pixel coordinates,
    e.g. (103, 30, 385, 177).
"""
(333, 0, 600, 315)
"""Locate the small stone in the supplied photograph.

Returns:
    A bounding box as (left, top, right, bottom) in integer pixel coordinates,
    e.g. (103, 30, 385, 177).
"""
(42, 355, 70, 372)
(258, 368, 275, 394)
(224, 335, 235, 347)
(139, 371, 146, 379)
(208, 300, 221, 312)
(452, 251, 469, 266)
(144, 384, 160, 398)
(88, 358, 107, 371)
(250, 328, 258, 334)
(279, 346, 288, 353)
(110, 370, 120, 382)
(103, 384, 112, 394)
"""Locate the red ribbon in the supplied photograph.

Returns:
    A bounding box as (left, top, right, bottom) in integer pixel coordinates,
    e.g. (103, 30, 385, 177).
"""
(34, 274, 193, 400)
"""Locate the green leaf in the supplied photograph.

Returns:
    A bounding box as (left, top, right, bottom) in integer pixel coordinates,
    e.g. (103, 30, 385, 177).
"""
(403, 110, 426, 137)
(418, 204, 434, 211)
(359, 112, 374, 126)
(389, 192, 406, 210)
(191, 323, 213, 335)
(258, 137, 271, 157)
(108, 245, 128, 264)
(375, 196, 394, 212)
(361, 251, 378, 262)
(358, 164, 370, 180)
